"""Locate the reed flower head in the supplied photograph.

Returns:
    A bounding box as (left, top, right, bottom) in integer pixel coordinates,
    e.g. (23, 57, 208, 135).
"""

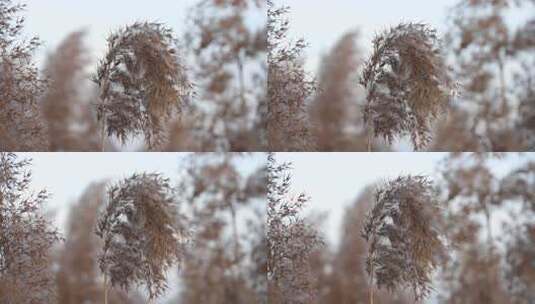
(361, 23, 456, 150)
(94, 22, 192, 149)
(362, 175, 448, 301)
(96, 173, 189, 301)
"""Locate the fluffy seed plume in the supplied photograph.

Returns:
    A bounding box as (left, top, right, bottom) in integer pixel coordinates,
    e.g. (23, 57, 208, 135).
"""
(95, 173, 189, 301)
(360, 23, 456, 150)
(93, 22, 192, 149)
(361, 175, 448, 301)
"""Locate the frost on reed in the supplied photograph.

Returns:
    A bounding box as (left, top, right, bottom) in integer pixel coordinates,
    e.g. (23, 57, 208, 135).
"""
(501, 162, 535, 302)
(0, 153, 61, 303)
(0, 0, 48, 151)
(95, 173, 189, 302)
(517, 64, 535, 151)
(267, 1, 316, 151)
(362, 175, 447, 302)
(93, 22, 192, 150)
(267, 153, 323, 304)
(360, 23, 456, 150)
(505, 224, 535, 303)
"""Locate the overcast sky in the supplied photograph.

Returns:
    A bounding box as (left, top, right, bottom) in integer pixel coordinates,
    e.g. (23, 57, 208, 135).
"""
(17, 152, 263, 232)
(11, 152, 263, 302)
(22, 0, 265, 68)
(22, 0, 188, 67)
(273, 152, 534, 303)
(273, 0, 457, 73)
(274, 0, 533, 73)
(274, 152, 534, 248)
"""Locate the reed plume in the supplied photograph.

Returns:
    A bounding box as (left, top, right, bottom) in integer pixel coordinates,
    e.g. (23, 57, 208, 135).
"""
(362, 175, 448, 302)
(360, 23, 456, 150)
(95, 173, 189, 302)
(93, 22, 192, 150)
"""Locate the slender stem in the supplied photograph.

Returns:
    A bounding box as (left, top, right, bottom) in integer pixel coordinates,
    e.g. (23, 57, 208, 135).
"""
(100, 121, 106, 152)
(498, 52, 507, 114)
(484, 204, 493, 249)
(236, 52, 248, 138)
(369, 264, 374, 304)
(366, 118, 373, 152)
(237, 53, 246, 114)
(232, 208, 239, 261)
(484, 204, 495, 304)
(103, 271, 108, 304)
(230, 202, 240, 272)
(367, 130, 372, 152)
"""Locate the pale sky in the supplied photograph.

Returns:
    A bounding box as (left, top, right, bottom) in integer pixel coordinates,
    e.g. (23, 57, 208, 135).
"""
(273, 0, 458, 73)
(275, 152, 446, 246)
(22, 0, 265, 68)
(14, 152, 264, 303)
(17, 152, 263, 232)
(23, 0, 189, 67)
(20, 0, 266, 151)
(17, 152, 186, 232)
(273, 152, 534, 304)
(274, 0, 534, 73)
(271, 0, 534, 151)
(274, 152, 534, 248)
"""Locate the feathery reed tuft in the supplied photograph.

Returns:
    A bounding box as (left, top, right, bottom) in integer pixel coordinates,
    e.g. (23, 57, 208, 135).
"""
(0, 0, 48, 151)
(93, 22, 192, 149)
(267, 2, 316, 151)
(95, 173, 189, 301)
(505, 224, 535, 302)
(0, 153, 61, 303)
(361, 175, 447, 301)
(267, 153, 323, 303)
(360, 23, 456, 150)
